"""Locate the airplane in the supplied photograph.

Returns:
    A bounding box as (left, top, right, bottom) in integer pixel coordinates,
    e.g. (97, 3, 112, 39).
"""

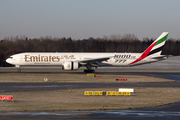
(6, 32, 169, 73)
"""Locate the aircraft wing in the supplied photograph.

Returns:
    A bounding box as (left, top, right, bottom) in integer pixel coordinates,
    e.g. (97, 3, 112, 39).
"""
(79, 57, 111, 65)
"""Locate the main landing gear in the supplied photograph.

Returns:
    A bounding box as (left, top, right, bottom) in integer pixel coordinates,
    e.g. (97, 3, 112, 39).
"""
(84, 63, 96, 73)
(84, 69, 95, 73)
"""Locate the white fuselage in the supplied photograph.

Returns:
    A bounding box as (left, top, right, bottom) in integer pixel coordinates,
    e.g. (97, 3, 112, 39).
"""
(6, 52, 163, 67)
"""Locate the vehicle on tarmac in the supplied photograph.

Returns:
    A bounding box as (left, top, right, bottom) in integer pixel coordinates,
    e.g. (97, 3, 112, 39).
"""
(6, 32, 169, 73)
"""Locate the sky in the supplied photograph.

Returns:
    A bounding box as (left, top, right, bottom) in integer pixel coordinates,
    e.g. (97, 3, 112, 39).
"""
(0, 0, 180, 40)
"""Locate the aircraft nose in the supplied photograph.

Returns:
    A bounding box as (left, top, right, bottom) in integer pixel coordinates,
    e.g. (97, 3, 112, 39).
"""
(6, 58, 13, 64)
(6, 58, 10, 63)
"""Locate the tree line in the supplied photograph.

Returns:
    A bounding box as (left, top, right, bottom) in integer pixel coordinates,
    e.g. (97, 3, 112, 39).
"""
(0, 34, 180, 67)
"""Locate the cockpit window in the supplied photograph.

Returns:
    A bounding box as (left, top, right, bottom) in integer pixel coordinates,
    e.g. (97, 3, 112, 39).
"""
(9, 57, 13, 59)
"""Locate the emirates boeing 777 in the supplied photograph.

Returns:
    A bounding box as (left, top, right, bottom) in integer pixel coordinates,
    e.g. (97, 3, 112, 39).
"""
(6, 32, 169, 73)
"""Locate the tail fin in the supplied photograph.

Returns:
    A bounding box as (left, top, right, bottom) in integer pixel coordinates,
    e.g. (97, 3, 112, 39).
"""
(129, 32, 168, 65)
(144, 32, 169, 57)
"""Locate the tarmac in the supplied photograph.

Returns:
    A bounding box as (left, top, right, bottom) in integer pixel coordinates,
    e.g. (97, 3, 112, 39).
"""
(0, 80, 180, 93)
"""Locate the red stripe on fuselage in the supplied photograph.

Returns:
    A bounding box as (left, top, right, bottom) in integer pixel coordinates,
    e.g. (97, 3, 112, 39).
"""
(128, 41, 157, 65)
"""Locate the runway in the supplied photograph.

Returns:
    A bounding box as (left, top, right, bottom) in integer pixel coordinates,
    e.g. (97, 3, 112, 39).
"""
(0, 81, 180, 93)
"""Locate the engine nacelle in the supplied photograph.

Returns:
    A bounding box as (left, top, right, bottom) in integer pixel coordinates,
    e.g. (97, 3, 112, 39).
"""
(62, 61, 79, 70)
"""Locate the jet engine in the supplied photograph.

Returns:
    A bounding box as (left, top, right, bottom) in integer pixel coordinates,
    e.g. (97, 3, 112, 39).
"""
(62, 61, 79, 70)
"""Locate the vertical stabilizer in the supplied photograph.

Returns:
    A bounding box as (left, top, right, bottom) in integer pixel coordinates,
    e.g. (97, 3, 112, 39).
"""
(145, 32, 169, 57)
(129, 32, 168, 65)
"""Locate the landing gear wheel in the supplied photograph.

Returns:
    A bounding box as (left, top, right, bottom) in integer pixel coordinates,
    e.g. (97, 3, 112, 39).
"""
(84, 69, 95, 73)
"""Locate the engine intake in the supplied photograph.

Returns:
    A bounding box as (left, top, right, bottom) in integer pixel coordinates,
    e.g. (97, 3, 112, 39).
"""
(62, 61, 79, 70)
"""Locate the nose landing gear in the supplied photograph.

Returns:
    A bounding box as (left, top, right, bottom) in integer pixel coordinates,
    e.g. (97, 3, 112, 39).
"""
(15, 65, 21, 73)
(18, 68, 21, 73)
